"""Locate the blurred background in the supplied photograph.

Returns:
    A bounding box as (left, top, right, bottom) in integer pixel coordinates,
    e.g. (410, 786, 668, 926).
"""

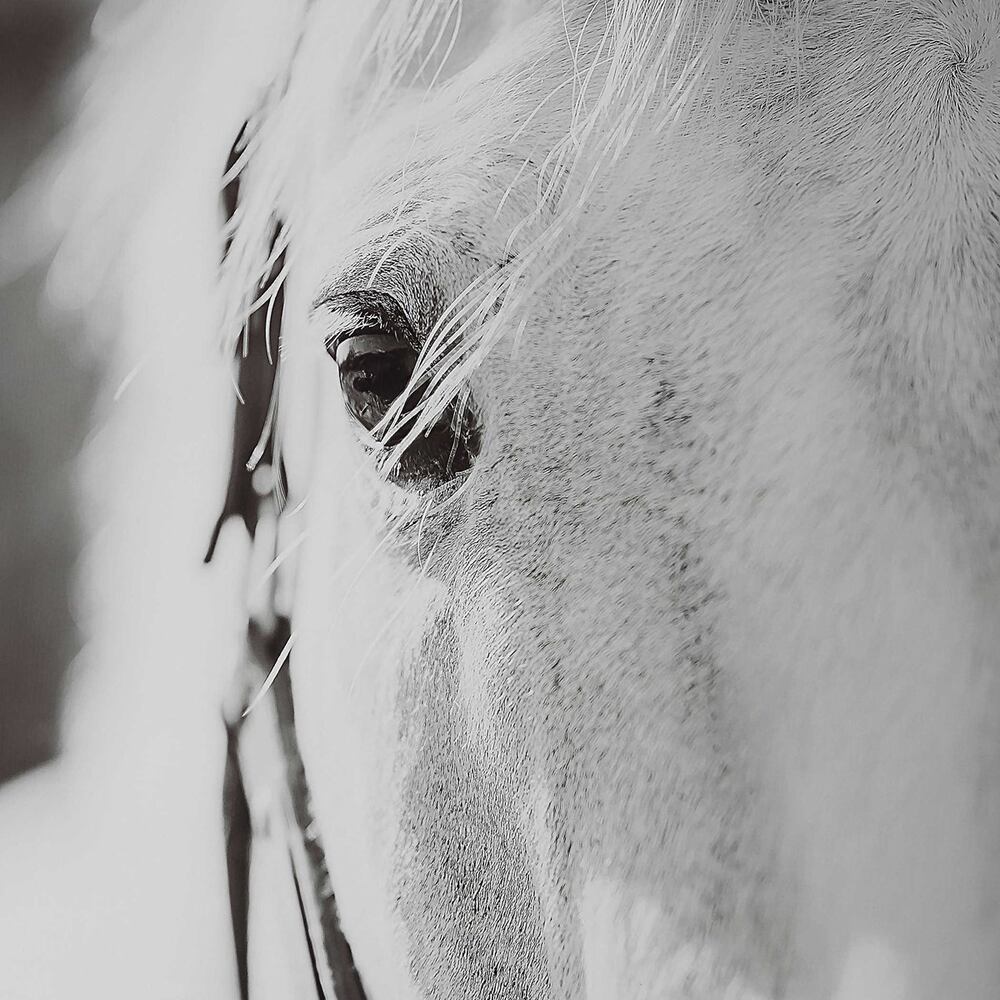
(0, 0, 101, 784)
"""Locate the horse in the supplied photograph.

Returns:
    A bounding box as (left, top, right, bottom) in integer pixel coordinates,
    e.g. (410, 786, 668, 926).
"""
(2, 1, 999, 997)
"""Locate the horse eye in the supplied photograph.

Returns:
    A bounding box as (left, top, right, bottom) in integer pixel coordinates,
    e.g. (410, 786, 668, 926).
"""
(333, 332, 419, 432)
(324, 290, 481, 482)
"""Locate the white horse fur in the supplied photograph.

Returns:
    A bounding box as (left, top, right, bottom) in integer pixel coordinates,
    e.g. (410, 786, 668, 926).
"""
(6, 0, 1000, 997)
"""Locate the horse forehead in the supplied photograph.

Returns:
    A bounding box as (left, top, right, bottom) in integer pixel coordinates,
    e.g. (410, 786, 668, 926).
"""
(322, 2, 993, 232)
(332, 1, 1000, 384)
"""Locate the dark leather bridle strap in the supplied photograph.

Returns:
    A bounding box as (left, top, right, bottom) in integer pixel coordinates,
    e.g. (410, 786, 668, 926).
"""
(222, 613, 369, 1000)
(222, 687, 252, 1000)
(211, 124, 369, 1000)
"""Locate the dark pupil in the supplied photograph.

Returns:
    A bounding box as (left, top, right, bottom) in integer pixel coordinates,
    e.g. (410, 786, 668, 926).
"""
(339, 346, 418, 430)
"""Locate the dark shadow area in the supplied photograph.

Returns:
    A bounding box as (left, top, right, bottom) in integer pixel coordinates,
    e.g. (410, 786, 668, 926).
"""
(0, 0, 101, 784)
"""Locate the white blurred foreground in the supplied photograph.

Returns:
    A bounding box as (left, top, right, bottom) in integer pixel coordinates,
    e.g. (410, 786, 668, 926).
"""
(0, 190, 239, 999)
(0, 4, 294, 994)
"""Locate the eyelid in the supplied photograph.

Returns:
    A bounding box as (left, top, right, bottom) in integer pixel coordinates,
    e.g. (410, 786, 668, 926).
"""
(318, 289, 420, 355)
(324, 318, 378, 358)
(321, 307, 377, 353)
(333, 331, 414, 367)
